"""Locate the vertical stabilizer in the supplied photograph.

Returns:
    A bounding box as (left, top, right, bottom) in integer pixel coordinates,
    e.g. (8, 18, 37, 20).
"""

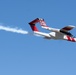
(29, 18, 48, 31)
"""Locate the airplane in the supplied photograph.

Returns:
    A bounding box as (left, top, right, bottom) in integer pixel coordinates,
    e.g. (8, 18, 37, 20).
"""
(29, 18, 76, 42)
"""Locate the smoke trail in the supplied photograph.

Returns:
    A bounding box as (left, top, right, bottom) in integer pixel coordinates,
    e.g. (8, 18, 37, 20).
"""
(0, 25, 28, 34)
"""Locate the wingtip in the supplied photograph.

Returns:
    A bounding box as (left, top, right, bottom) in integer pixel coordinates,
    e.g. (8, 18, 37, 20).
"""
(68, 25, 75, 28)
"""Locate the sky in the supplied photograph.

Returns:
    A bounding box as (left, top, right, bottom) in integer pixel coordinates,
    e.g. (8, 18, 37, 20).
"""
(0, 0, 76, 75)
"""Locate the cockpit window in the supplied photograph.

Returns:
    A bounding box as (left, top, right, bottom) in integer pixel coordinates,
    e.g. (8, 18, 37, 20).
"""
(60, 30, 74, 37)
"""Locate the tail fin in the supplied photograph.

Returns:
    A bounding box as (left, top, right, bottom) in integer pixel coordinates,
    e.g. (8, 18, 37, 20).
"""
(29, 18, 50, 38)
(29, 18, 39, 31)
(38, 18, 47, 27)
(29, 18, 47, 32)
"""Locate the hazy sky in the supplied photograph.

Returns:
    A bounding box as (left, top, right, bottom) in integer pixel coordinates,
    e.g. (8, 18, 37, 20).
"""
(0, 0, 76, 75)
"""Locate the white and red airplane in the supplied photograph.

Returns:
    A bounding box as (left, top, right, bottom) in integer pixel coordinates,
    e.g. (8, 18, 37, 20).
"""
(29, 18, 76, 42)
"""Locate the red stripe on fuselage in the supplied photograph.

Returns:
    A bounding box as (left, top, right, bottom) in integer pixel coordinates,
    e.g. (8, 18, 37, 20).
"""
(71, 38, 75, 42)
(67, 36, 76, 42)
(67, 36, 71, 41)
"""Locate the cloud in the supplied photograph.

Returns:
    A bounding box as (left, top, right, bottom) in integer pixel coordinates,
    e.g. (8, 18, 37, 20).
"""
(0, 25, 28, 34)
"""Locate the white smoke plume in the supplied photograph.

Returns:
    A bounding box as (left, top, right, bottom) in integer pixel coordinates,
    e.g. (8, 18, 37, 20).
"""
(0, 25, 28, 34)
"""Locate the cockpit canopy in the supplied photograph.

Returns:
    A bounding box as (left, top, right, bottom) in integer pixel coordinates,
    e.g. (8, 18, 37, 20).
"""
(60, 30, 75, 37)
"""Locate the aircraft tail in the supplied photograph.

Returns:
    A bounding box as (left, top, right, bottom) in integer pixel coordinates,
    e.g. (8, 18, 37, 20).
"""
(39, 18, 47, 27)
(29, 18, 50, 38)
(29, 18, 39, 32)
(29, 18, 48, 32)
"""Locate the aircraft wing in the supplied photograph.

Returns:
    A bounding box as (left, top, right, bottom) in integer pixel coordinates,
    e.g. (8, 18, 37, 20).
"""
(60, 25, 75, 31)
